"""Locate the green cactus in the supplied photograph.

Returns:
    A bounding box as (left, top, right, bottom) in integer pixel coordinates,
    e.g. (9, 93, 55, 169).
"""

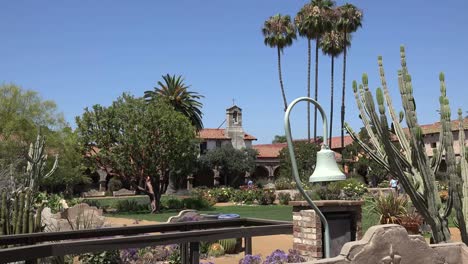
(345, 46, 467, 243)
(25, 135, 58, 194)
(0, 189, 43, 236)
(218, 238, 237, 254)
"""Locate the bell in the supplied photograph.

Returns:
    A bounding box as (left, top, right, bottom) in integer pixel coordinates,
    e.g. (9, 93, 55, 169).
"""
(309, 148, 346, 183)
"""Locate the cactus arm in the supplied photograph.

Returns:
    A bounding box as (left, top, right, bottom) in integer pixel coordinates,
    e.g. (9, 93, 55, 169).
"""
(351, 81, 383, 153)
(379, 56, 412, 160)
(345, 123, 391, 171)
(43, 155, 59, 179)
(459, 109, 468, 230)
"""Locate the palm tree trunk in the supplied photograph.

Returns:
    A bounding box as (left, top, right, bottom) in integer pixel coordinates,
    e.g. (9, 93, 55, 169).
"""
(277, 47, 288, 111)
(341, 37, 347, 151)
(314, 37, 320, 141)
(329, 57, 335, 148)
(307, 38, 311, 143)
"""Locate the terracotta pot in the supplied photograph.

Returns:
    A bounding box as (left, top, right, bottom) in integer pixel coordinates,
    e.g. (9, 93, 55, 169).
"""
(401, 223, 420, 234)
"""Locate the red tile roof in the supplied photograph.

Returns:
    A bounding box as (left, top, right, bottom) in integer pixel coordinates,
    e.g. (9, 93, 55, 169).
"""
(253, 143, 287, 158)
(198, 128, 257, 140)
(253, 136, 353, 159)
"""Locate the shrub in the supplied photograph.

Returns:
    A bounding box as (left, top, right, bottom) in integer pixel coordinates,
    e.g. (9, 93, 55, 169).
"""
(162, 197, 184, 210)
(79, 250, 121, 264)
(208, 187, 234, 202)
(183, 197, 212, 210)
(208, 243, 225, 257)
(107, 177, 122, 192)
(292, 190, 321, 201)
(274, 178, 294, 190)
(370, 192, 408, 224)
(278, 193, 291, 205)
(342, 181, 367, 200)
(378, 180, 390, 188)
(116, 200, 146, 213)
(257, 189, 276, 205)
(230, 189, 260, 205)
(239, 254, 263, 264)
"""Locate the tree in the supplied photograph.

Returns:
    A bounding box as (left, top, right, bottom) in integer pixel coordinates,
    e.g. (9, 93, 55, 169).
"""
(262, 14, 297, 111)
(76, 94, 198, 212)
(144, 74, 204, 131)
(295, 0, 334, 142)
(337, 3, 363, 149)
(278, 142, 320, 183)
(320, 23, 349, 147)
(42, 127, 91, 196)
(0, 84, 65, 165)
(272, 135, 287, 143)
(198, 145, 257, 187)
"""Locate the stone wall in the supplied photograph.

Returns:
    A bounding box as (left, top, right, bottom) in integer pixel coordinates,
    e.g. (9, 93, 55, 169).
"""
(307, 224, 468, 264)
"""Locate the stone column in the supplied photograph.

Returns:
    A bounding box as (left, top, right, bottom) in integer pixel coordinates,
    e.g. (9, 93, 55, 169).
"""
(213, 167, 221, 187)
(97, 169, 107, 192)
(244, 171, 251, 184)
(187, 174, 194, 191)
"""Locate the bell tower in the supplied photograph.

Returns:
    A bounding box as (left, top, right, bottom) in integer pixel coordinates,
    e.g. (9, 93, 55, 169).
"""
(225, 105, 245, 149)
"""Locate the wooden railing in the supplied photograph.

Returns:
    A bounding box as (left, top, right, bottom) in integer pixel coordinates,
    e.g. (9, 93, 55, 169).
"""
(0, 218, 292, 264)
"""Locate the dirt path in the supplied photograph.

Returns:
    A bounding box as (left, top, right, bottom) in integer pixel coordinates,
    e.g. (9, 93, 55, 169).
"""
(105, 216, 161, 226)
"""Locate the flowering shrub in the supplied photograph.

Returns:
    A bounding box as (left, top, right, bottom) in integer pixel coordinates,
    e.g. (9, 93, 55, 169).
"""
(342, 181, 367, 200)
(257, 189, 276, 205)
(190, 187, 217, 207)
(274, 178, 294, 190)
(277, 193, 291, 205)
(239, 254, 263, 264)
(208, 187, 234, 202)
(240, 249, 305, 264)
(264, 249, 288, 264)
(120, 245, 179, 264)
(231, 189, 260, 204)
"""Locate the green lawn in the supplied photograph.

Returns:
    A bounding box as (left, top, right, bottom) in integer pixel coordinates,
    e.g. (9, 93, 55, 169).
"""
(107, 205, 293, 222)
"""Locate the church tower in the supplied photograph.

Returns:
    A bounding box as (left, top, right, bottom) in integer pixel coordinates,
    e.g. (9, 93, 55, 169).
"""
(225, 105, 246, 149)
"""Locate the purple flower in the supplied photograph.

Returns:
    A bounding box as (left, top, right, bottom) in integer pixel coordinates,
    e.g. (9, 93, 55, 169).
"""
(239, 254, 262, 264)
(287, 249, 306, 263)
(264, 249, 288, 264)
(120, 248, 139, 261)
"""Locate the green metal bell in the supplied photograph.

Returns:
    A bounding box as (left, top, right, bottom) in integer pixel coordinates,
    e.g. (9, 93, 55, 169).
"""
(309, 148, 346, 183)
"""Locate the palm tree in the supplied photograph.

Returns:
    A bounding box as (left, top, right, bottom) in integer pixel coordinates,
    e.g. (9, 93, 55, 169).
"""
(337, 4, 363, 148)
(262, 14, 296, 111)
(320, 25, 349, 148)
(295, 0, 334, 143)
(144, 74, 204, 131)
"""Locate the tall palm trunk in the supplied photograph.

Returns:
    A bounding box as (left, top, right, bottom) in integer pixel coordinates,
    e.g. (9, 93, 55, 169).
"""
(329, 56, 335, 148)
(340, 36, 347, 150)
(313, 37, 320, 141)
(277, 47, 288, 111)
(307, 38, 311, 143)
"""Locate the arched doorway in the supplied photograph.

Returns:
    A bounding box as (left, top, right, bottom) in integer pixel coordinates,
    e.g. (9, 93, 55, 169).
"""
(252, 166, 269, 183)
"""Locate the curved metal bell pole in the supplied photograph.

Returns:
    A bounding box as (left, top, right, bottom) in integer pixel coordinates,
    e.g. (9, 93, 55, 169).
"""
(284, 97, 331, 258)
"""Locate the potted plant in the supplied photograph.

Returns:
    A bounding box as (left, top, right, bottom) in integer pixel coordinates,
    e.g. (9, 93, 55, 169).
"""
(399, 210, 423, 235)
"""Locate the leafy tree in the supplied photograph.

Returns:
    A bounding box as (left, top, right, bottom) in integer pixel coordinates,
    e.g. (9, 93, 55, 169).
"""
(76, 94, 198, 212)
(295, 0, 334, 142)
(320, 22, 349, 147)
(336, 3, 363, 149)
(272, 135, 287, 143)
(262, 14, 297, 111)
(144, 74, 204, 131)
(42, 127, 91, 196)
(278, 142, 320, 183)
(198, 145, 257, 187)
(0, 84, 65, 165)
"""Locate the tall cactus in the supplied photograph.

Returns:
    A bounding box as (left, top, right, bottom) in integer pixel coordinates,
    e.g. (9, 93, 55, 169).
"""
(0, 189, 43, 236)
(25, 135, 58, 193)
(345, 46, 467, 243)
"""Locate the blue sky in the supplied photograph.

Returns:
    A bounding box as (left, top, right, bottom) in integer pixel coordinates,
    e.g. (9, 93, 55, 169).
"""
(1, 0, 467, 144)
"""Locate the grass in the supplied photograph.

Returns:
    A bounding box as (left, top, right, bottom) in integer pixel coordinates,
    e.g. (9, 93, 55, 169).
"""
(107, 205, 293, 222)
(84, 195, 150, 208)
